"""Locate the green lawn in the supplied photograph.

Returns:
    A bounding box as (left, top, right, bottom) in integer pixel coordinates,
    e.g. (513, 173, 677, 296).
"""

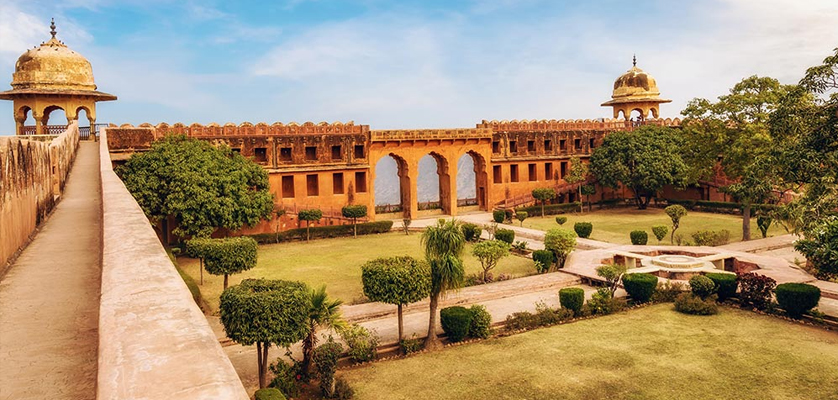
(341, 305, 838, 400)
(516, 208, 787, 244)
(179, 232, 535, 313)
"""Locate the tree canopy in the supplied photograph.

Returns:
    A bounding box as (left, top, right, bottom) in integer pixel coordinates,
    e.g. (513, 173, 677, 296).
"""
(117, 135, 274, 239)
(361, 256, 431, 342)
(472, 240, 511, 281)
(202, 236, 258, 290)
(544, 228, 576, 268)
(590, 126, 689, 209)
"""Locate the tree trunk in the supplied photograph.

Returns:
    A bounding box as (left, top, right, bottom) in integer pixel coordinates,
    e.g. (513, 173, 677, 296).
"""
(257, 341, 268, 389)
(742, 204, 752, 241)
(541, 202, 545, 217)
(424, 293, 441, 350)
(397, 304, 404, 343)
(302, 324, 315, 378)
(670, 225, 678, 245)
(353, 218, 358, 238)
(223, 274, 229, 290)
(578, 187, 583, 213)
(306, 223, 311, 241)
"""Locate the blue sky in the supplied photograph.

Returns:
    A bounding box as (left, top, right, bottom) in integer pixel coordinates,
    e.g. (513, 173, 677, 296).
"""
(1, 0, 837, 134)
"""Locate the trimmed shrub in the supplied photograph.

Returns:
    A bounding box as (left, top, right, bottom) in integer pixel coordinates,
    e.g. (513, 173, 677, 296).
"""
(674, 293, 718, 315)
(333, 377, 355, 400)
(493, 209, 506, 223)
(255, 388, 286, 400)
(468, 305, 492, 339)
(574, 222, 593, 238)
(532, 250, 555, 274)
(775, 283, 821, 318)
(555, 216, 568, 225)
(689, 275, 716, 299)
(652, 225, 669, 242)
(440, 306, 473, 342)
(461, 223, 482, 242)
(516, 202, 580, 217)
(516, 211, 528, 226)
(341, 324, 379, 363)
(630, 230, 648, 245)
(587, 288, 626, 315)
(737, 272, 776, 310)
(203, 237, 258, 289)
(705, 273, 737, 301)
(559, 287, 585, 314)
(495, 228, 515, 244)
(622, 273, 658, 303)
(691, 229, 731, 246)
(504, 304, 573, 331)
(248, 221, 393, 244)
(399, 334, 423, 355)
(651, 281, 686, 303)
(268, 359, 301, 398)
(313, 338, 343, 397)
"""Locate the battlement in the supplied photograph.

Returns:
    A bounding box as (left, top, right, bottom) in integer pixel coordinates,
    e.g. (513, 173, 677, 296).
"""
(370, 128, 493, 142)
(477, 118, 681, 132)
(112, 121, 369, 137)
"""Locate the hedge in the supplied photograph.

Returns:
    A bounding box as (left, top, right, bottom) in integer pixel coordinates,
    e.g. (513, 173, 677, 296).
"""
(559, 287, 584, 315)
(492, 209, 506, 223)
(705, 273, 737, 301)
(665, 199, 777, 214)
(630, 230, 648, 245)
(440, 306, 473, 342)
(495, 228, 515, 244)
(622, 273, 658, 303)
(255, 388, 286, 400)
(532, 250, 555, 273)
(461, 223, 482, 242)
(248, 220, 394, 244)
(468, 305, 492, 339)
(574, 222, 593, 238)
(775, 283, 821, 318)
(514, 202, 581, 217)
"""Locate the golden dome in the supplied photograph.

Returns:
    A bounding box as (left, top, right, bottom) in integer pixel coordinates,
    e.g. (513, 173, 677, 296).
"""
(601, 57, 670, 107)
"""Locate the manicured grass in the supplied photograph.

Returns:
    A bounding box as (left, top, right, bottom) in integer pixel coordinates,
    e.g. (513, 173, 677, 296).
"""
(341, 305, 838, 400)
(518, 208, 787, 244)
(179, 232, 534, 313)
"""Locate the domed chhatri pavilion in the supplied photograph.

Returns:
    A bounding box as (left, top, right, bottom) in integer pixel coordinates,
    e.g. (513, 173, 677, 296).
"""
(601, 56, 671, 120)
(0, 19, 116, 137)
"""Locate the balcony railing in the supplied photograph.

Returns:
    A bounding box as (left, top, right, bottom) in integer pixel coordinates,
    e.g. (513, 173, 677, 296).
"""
(20, 123, 109, 140)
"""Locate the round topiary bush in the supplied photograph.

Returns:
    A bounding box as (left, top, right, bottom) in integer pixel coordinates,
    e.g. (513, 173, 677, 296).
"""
(555, 216, 568, 225)
(705, 272, 737, 301)
(461, 223, 482, 242)
(440, 306, 473, 342)
(630, 230, 648, 245)
(559, 287, 585, 315)
(532, 250, 555, 273)
(574, 222, 593, 238)
(775, 283, 821, 318)
(492, 209, 505, 223)
(468, 305, 492, 339)
(689, 275, 716, 299)
(255, 388, 286, 400)
(652, 225, 669, 243)
(495, 228, 515, 244)
(622, 273, 658, 303)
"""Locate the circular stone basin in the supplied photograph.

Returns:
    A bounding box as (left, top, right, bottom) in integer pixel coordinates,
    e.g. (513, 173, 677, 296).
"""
(650, 255, 708, 269)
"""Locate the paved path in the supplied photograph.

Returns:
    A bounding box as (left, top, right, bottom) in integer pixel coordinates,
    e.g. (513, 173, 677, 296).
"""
(0, 142, 101, 400)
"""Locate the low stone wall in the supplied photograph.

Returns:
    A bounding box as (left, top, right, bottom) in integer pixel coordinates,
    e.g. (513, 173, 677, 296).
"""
(96, 127, 248, 399)
(1, 122, 79, 268)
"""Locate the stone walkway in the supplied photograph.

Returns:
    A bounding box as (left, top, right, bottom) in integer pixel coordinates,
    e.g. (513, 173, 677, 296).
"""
(0, 142, 101, 400)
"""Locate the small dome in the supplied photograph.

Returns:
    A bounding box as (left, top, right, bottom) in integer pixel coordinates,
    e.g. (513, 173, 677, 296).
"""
(12, 37, 97, 92)
(611, 65, 661, 100)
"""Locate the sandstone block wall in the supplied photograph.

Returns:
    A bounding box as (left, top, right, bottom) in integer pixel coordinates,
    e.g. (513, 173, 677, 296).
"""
(1, 122, 79, 268)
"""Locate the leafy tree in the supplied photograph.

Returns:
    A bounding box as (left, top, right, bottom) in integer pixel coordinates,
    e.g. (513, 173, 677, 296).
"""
(298, 209, 323, 241)
(590, 126, 690, 209)
(203, 237, 258, 290)
(516, 211, 528, 227)
(117, 135, 274, 239)
(341, 205, 368, 238)
(361, 257, 431, 342)
(472, 240, 511, 282)
(682, 76, 794, 240)
(596, 263, 627, 298)
(795, 218, 838, 279)
(421, 219, 465, 349)
(220, 279, 311, 389)
(664, 205, 687, 244)
(564, 156, 588, 213)
(531, 188, 556, 217)
(543, 228, 577, 268)
(580, 184, 596, 212)
(301, 286, 345, 379)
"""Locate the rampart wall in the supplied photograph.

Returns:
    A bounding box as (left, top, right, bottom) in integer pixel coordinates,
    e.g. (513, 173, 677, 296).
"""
(1, 122, 79, 268)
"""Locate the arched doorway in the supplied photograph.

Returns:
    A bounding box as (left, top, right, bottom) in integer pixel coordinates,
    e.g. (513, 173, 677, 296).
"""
(17, 106, 34, 135)
(374, 154, 410, 218)
(417, 153, 451, 215)
(43, 106, 67, 135)
(456, 151, 488, 211)
(76, 106, 93, 140)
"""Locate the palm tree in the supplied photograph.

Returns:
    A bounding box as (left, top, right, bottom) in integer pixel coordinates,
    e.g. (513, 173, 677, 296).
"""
(301, 285, 345, 378)
(421, 219, 465, 350)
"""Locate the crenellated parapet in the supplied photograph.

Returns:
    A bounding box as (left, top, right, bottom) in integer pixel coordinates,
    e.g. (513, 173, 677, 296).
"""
(148, 121, 368, 137)
(370, 128, 492, 142)
(477, 117, 680, 132)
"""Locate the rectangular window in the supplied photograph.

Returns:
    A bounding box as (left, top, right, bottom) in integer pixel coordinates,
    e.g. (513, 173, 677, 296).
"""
(333, 172, 344, 194)
(254, 147, 267, 163)
(354, 145, 365, 159)
(528, 163, 537, 181)
(544, 163, 554, 180)
(279, 147, 292, 162)
(331, 145, 342, 160)
(574, 139, 582, 150)
(281, 176, 295, 198)
(561, 162, 567, 178)
(492, 141, 500, 154)
(559, 139, 566, 151)
(589, 138, 595, 149)
(493, 165, 502, 183)
(355, 171, 368, 192)
(527, 140, 535, 152)
(510, 164, 519, 182)
(306, 174, 319, 196)
(305, 146, 317, 161)
(544, 140, 552, 151)
(509, 141, 518, 153)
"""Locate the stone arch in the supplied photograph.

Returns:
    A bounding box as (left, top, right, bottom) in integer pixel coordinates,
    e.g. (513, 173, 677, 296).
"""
(373, 153, 411, 218)
(42, 105, 67, 126)
(417, 152, 451, 215)
(456, 150, 489, 211)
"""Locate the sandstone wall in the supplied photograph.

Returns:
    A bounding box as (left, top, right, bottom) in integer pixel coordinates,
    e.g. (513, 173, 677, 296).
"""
(97, 127, 249, 399)
(1, 122, 79, 268)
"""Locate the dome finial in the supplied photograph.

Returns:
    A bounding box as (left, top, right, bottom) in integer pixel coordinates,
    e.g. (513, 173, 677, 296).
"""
(632, 54, 636, 67)
(50, 18, 57, 39)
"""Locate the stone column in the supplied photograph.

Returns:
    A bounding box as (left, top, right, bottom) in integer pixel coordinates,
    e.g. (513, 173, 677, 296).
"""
(406, 159, 419, 220)
(445, 154, 458, 216)
(34, 111, 44, 136)
(89, 118, 97, 141)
